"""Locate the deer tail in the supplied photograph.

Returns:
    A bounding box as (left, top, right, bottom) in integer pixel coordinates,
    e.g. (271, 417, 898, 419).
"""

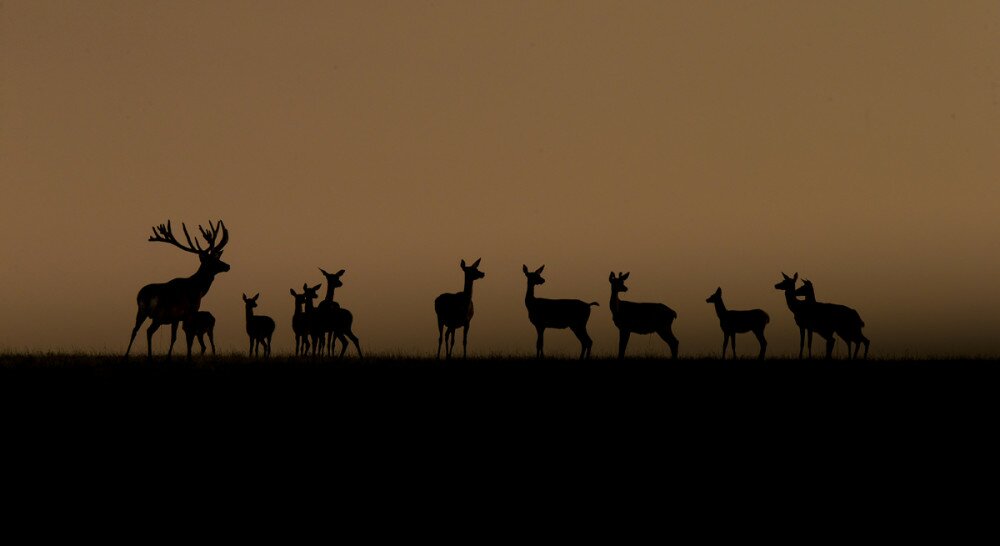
(589, 302, 600, 307)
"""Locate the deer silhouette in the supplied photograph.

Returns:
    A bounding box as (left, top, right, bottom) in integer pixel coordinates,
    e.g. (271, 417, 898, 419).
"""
(316, 267, 363, 358)
(300, 283, 324, 357)
(182, 311, 216, 357)
(608, 272, 679, 359)
(523, 265, 598, 359)
(434, 258, 486, 359)
(289, 288, 313, 356)
(242, 293, 275, 358)
(795, 279, 870, 359)
(125, 220, 230, 360)
(774, 272, 837, 359)
(705, 287, 768, 360)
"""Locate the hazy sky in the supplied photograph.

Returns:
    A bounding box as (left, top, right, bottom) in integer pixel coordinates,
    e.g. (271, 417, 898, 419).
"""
(1, 0, 998, 357)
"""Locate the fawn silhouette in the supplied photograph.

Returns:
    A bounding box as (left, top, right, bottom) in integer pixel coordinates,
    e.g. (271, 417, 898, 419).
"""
(705, 287, 769, 360)
(523, 265, 598, 359)
(434, 258, 486, 359)
(182, 311, 216, 357)
(316, 267, 363, 358)
(608, 272, 679, 359)
(795, 279, 870, 359)
(242, 293, 276, 358)
(299, 283, 324, 356)
(125, 220, 230, 360)
(774, 272, 838, 359)
(289, 288, 313, 356)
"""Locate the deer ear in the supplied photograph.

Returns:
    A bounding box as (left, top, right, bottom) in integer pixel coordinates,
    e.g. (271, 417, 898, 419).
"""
(609, 272, 615, 281)
(461, 259, 467, 268)
(252, 293, 260, 301)
(290, 289, 296, 296)
(337, 269, 345, 276)
(303, 283, 308, 290)
(536, 265, 545, 274)
(242, 293, 248, 301)
(319, 267, 329, 276)
(472, 258, 481, 268)
(622, 272, 630, 280)
(793, 272, 799, 281)
(312, 284, 322, 291)
(523, 265, 529, 274)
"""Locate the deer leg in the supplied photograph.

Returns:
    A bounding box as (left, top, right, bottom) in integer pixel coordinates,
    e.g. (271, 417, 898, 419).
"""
(535, 327, 545, 359)
(125, 309, 147, 358)
(657, 329, 679, 360)
(447, 328, 457, 359)
(798, 327, 805, 359)
(346, 331, 362, 359)
(754, 329, 767, 360)
(165, 322, 179, 360)
(618, 329, 630, 360)
(721, 334, 729, 360)
(572, 326, 593, 360)
(184, 330, 195, 361)
(807, 330, 814, 359)
(825, 336, 835, 359)
(462, 323, 470, 359)
(196, 334, 207, 356)
(145, 320, 162, 360)
(265, 337, 271, 358)
(436, 320, 445, 359)
(208, 331, 216, 356)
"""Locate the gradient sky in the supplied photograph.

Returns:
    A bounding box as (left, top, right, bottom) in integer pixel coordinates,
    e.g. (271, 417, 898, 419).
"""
(1, 0, 998, 357)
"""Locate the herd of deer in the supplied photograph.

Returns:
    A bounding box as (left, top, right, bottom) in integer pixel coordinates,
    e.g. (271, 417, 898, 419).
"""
(123, 220, 870, 361)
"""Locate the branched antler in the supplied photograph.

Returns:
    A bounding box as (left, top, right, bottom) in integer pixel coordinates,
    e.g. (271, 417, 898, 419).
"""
(148, 220, 229, 255)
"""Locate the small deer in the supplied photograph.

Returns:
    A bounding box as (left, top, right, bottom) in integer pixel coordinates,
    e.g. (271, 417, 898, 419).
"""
(289, 288, 313, 356)
(434, 258, 485, 359)
(300, 283, 324, 356)
(316, 267, 363, 358)
(125, 220, 230, 360)
(608, 272, 679, 359)
(182, 311, 216, 357)
(705, 287, 768, 360)
(794, 279, 869, 359)
(242, 293, 276, 358)
(774, 272, 837, 359)
(523, 265, 598, 359)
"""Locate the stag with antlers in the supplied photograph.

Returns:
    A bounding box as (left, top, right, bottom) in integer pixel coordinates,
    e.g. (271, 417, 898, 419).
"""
(125, 220, 230, 360)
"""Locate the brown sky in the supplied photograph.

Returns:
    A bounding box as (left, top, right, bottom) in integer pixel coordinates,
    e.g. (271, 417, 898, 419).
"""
(1, 0, 998, 357)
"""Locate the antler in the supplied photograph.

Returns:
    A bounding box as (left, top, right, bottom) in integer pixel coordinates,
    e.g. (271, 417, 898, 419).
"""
(148, 220, 229, 255)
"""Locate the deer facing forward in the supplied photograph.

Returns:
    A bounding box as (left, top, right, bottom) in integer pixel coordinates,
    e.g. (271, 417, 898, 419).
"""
(609, 272, 679, 359)
(795, 279, 869, 359)
(523, 265, 598, 359)
(289, 288, 313, 356)
(316, 267, 363, 358)
(125, 220, 230, 360)
(242, 293, 275, 358)
(435, 258, 485, 359)
(705, 287, 768, 360)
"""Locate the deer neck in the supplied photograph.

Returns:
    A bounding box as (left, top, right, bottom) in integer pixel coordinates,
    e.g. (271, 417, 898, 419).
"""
(711, 298, 727, 318)
(304, 299, 316, 313)
(245, 306, 254, 323)
(783, 289, 802, 312)
(525, 282, 536, 306)
(190, 263, 219, 297)
(609, 288, 621, 315)
(323, 285, 337, 304)
(462, 277, 476, 301)
(293, 301, 303, 316)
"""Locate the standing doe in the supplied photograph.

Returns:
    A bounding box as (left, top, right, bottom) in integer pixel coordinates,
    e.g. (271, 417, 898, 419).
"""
(705, 287, 768, 360)
(316, 267, 363, 358)
(289, 289, 313, 356)
(608, 272, 679, 359)
(795, 279, 869, 359)
(125, 220, 230, 360)
(523, 265, 598, 359)
(182, 311, 216, 357)
(774, 272, 837, 359)
(242, 293, 276, 358)
(434, 258, 485, 359)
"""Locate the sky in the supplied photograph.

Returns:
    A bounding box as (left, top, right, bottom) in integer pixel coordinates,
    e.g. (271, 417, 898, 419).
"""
(1, 0, 998, 357)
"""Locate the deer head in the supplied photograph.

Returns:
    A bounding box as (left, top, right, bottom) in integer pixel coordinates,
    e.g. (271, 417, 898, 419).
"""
(301, 283, 321, 305)
(319, 268, 346, 289)
(774, 272, 798, 291)
(794, 279, 816, 301)
(148, 220, 231, 275)
(522, 264, 546, 286)
(461, 258, 486, 281)
(242, 293, 260, 309)
(706, 287, 722, 303)
(609, 271, 630, 294)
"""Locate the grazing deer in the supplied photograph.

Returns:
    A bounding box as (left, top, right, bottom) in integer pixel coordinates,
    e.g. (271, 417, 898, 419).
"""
(434, 258, 485, 359)
(125, 220, 230, 360)
(316, 267, 363, 358)
(795, 279, 870, 359)
(608, 272, 679, 359)
(523, 265, 598, 359)
(705, 287, 768, 360)
(289, 289, 313, 356)
(182, 311, 216, 357)
(242, 293, 275, 358)
(774, 272, 837, 359)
